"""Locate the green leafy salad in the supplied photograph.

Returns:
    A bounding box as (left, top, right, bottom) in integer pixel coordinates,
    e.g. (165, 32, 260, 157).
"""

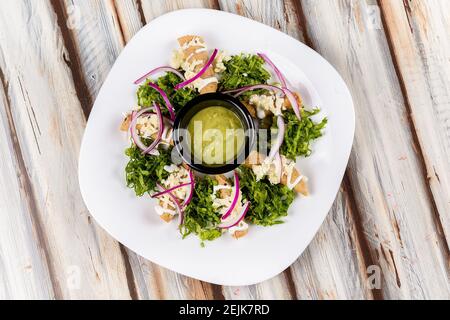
(121, 35, 327, 245)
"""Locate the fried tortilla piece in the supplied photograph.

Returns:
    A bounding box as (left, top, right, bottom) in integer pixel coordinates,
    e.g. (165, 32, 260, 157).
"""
(242, 101, 257, 118)
(120, 114, 132, 131)
(244, 150, 308, 195)
(158, 199, 176, 223)
(232, 229, 248, 239)
(244, 150, 264, 167)
(215, 174, 232, 198)
(281, 170, 308, 196)
(160, 213, 175, 223)
(177, 35, 217, 94)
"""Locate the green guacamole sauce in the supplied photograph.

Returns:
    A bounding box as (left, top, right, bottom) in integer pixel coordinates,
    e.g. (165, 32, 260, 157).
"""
(187, 106, 245, 165)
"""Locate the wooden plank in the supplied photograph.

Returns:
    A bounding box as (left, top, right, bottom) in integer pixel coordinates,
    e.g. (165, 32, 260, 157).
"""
(379, 0, 450, 250)
(140, 0, 220, 21)
(298, 0, 449, 299)
(0, 69, 55, 299)
(218, 0, 373, 300)
(113, 0, 146, 42)
(0, 0, 132, 299)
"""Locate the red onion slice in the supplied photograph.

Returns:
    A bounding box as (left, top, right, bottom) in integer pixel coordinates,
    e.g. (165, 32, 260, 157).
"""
(223, 84, 283, 97)
(219, 201, 250, 229)
(156, 183, 184, 225)
(273, 152, 282, 184)
(283, 87, 301, 121)
(134, 66, 185, 85)
(267, 115, 285, 162)
(182, 169, 195, 207)
(147, 83, 176, 121)
(223, 84, 301, 121)
(221, 171, 240, 220)
(129, 104, 164, 155)
(151, 182, 191, 198)
(258, 53, 287, 88)
(174, 49, 218, 90)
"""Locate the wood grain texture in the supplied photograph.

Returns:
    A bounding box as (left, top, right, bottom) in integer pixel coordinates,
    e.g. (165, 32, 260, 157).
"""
(0, 0, 131, 299)
(0, 0, 448, 300)
(0, 70, 55, 299)
(218, 0, 374, 300)
(379, 0, 450, 251)
(299, 0, 449, 299)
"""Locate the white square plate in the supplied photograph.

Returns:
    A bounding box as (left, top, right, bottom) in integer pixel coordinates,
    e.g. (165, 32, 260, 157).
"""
(79, 9, 354, 286)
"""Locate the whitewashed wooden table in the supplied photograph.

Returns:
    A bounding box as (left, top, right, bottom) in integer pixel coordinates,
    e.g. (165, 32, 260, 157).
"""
(0, 0, 449, 300)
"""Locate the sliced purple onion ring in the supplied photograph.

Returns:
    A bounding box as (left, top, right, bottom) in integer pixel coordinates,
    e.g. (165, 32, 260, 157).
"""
(283, 87, 301, 120)
(134, 66, 185, 85)
(267, 115, 285, 162)
(155, 183, 184, 225)
(273, 152, 282, 184)
(182, 169, 195, 208)
(147, 83, 176, 121)
(129, 104, 164, 155)
(258, 53, 287, 88)
(151, 182, 191, 198)
(174, 49, 218, 90)
(221, 171, 240, 220)
(223, 84, 301, 121)
(219, 201, 251, 229)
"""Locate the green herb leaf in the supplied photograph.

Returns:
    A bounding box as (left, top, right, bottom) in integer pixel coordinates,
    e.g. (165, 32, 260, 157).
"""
(181, 176, 222, 244)
(219, 54, 271, 97)
(280, 109, 327, 160)
(136, 72, 197, 115)
(125, 144, 173, 196)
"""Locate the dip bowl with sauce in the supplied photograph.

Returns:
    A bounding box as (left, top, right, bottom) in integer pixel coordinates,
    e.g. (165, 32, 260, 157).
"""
(173, 93, 256, 174)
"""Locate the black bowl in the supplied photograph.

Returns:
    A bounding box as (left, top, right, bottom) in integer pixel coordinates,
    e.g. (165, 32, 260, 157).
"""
(173, 93, 256, 174)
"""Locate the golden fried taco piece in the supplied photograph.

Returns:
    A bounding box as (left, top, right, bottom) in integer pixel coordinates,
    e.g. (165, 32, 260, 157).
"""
(244, 151, 308, 195)
(160, 213, 175, 223)
(215, 174, 232, 198)
(232, 229, 248, 239)
(120, 114, 132, 131)
(177, 35, 217, 94)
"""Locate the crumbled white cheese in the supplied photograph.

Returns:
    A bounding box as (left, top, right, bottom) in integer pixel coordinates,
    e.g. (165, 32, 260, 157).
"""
(252, 160, 272, 181)
(249, 93, 286, 118)
(170, 48, 185, 69)
(214, 50, 231, 73)
(136, 114, 160, 138)
(252, 158, 281, 184)
(228, 220, 248, 235)
(161, 165, 191, 200)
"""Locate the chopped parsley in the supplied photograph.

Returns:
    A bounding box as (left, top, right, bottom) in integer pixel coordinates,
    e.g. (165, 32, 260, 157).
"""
(238, 166, 295, 226)
(181, 176, 222, 245)
(219, 54, 271, 97)
(280, 109, 327, 160)
(125, 144, 172, 196)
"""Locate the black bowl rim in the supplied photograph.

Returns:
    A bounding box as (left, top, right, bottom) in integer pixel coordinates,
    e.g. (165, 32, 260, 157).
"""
(173, 92, 256, 175)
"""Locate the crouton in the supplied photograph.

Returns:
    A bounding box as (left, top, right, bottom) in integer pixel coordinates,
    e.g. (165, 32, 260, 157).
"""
(232, 229, 248, 239)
